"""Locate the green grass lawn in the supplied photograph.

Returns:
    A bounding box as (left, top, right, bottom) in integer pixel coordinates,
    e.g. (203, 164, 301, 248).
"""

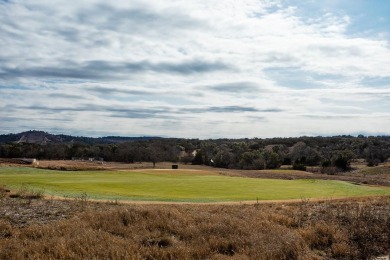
(1, 167, 389, 202)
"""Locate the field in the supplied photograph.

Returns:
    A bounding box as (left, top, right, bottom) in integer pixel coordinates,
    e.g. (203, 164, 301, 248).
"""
(1, 162, 390, 259)
(1, 166, 389, 202)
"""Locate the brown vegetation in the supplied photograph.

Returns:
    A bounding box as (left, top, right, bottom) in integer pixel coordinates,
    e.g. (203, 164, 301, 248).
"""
(219, 163, 390, 187)
(232, 168, 390, 186)
(36, 160, 106, 171)
(0, 194, 389, 259)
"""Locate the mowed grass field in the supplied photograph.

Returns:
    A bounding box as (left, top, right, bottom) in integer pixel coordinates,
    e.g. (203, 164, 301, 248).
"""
(1, 167, 389, 202)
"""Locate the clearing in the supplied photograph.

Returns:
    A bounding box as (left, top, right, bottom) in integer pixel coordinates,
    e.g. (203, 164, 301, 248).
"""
(0, 166, 389, 202)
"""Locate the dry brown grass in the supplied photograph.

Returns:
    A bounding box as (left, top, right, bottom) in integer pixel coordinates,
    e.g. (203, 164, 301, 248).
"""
(233, 165, 390, 186)
(0, 195, 389, 259)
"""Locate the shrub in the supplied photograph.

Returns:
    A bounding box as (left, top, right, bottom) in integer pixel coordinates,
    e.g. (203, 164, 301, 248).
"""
(292, 163, 306, 171)
(0, 220, 12, 238)
(367, 159, 380, 167)
(0, 185, 10, 198)
(9, 185, 44, 199)
(321, 161, 331, 167)
(320, 166, 339, 175)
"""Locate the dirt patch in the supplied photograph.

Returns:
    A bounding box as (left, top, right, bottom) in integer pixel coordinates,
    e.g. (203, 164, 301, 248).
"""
(0, 198, 82, 227)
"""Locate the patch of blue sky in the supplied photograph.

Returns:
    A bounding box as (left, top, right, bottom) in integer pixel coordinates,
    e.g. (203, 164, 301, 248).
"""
(282, 0, 390, 39)
(333, 0, 390, 38)
(264, 67, 345, 89)
(360, 76, 390, 88)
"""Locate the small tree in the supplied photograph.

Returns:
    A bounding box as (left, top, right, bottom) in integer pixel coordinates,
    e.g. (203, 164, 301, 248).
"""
(262, 150, 281, 169)
(332, 150, 354, 171)
(180, 154, 194, 165)
(192, 150, 203, 165)
(292, 163, 306, 171)
(146, 146, 163, 168)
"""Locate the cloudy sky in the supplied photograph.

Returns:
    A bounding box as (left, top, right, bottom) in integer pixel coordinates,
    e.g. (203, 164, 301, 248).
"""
(1, 0, 389, 138)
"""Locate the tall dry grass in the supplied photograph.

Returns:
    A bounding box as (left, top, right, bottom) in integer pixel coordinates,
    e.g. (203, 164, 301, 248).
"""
(0, 196, 389, 259)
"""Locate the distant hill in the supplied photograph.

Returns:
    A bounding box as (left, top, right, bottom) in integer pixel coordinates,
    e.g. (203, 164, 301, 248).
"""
(0, 130, 160, 144)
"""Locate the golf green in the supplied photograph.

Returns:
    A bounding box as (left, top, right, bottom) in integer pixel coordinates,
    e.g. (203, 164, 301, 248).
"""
(1, 167, 389, 202)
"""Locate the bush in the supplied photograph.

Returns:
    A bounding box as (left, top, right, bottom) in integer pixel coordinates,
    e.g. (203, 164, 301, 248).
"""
(321, 161, 331, 167)
(0, 220, 12, 238)
(320, 166, 339, 175)
(332, 151, 353, 171)
(0, 185, 10, 198)
(9, 185, 44, 199)
(282, 158, 292, 165)
(192, 151, 203, 165)
(292, 163, 306, 171)
(367, 159, 380, 167)
(334, 157, 349, 171)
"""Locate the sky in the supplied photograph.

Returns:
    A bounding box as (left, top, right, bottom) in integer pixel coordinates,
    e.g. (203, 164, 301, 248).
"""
(0, 0, 389, 138)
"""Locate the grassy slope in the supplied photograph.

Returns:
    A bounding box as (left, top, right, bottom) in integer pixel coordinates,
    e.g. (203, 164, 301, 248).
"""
(0, 167, 389, 202)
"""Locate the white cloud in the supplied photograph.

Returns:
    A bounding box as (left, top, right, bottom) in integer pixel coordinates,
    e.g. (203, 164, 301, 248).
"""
(0, 0, 389, 138)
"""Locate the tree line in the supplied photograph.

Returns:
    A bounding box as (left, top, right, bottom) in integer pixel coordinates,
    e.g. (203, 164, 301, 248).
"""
(0, 135, 389, 172)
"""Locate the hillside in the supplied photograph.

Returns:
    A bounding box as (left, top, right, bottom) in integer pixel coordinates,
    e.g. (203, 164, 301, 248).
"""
(0, 130, 160, 145)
